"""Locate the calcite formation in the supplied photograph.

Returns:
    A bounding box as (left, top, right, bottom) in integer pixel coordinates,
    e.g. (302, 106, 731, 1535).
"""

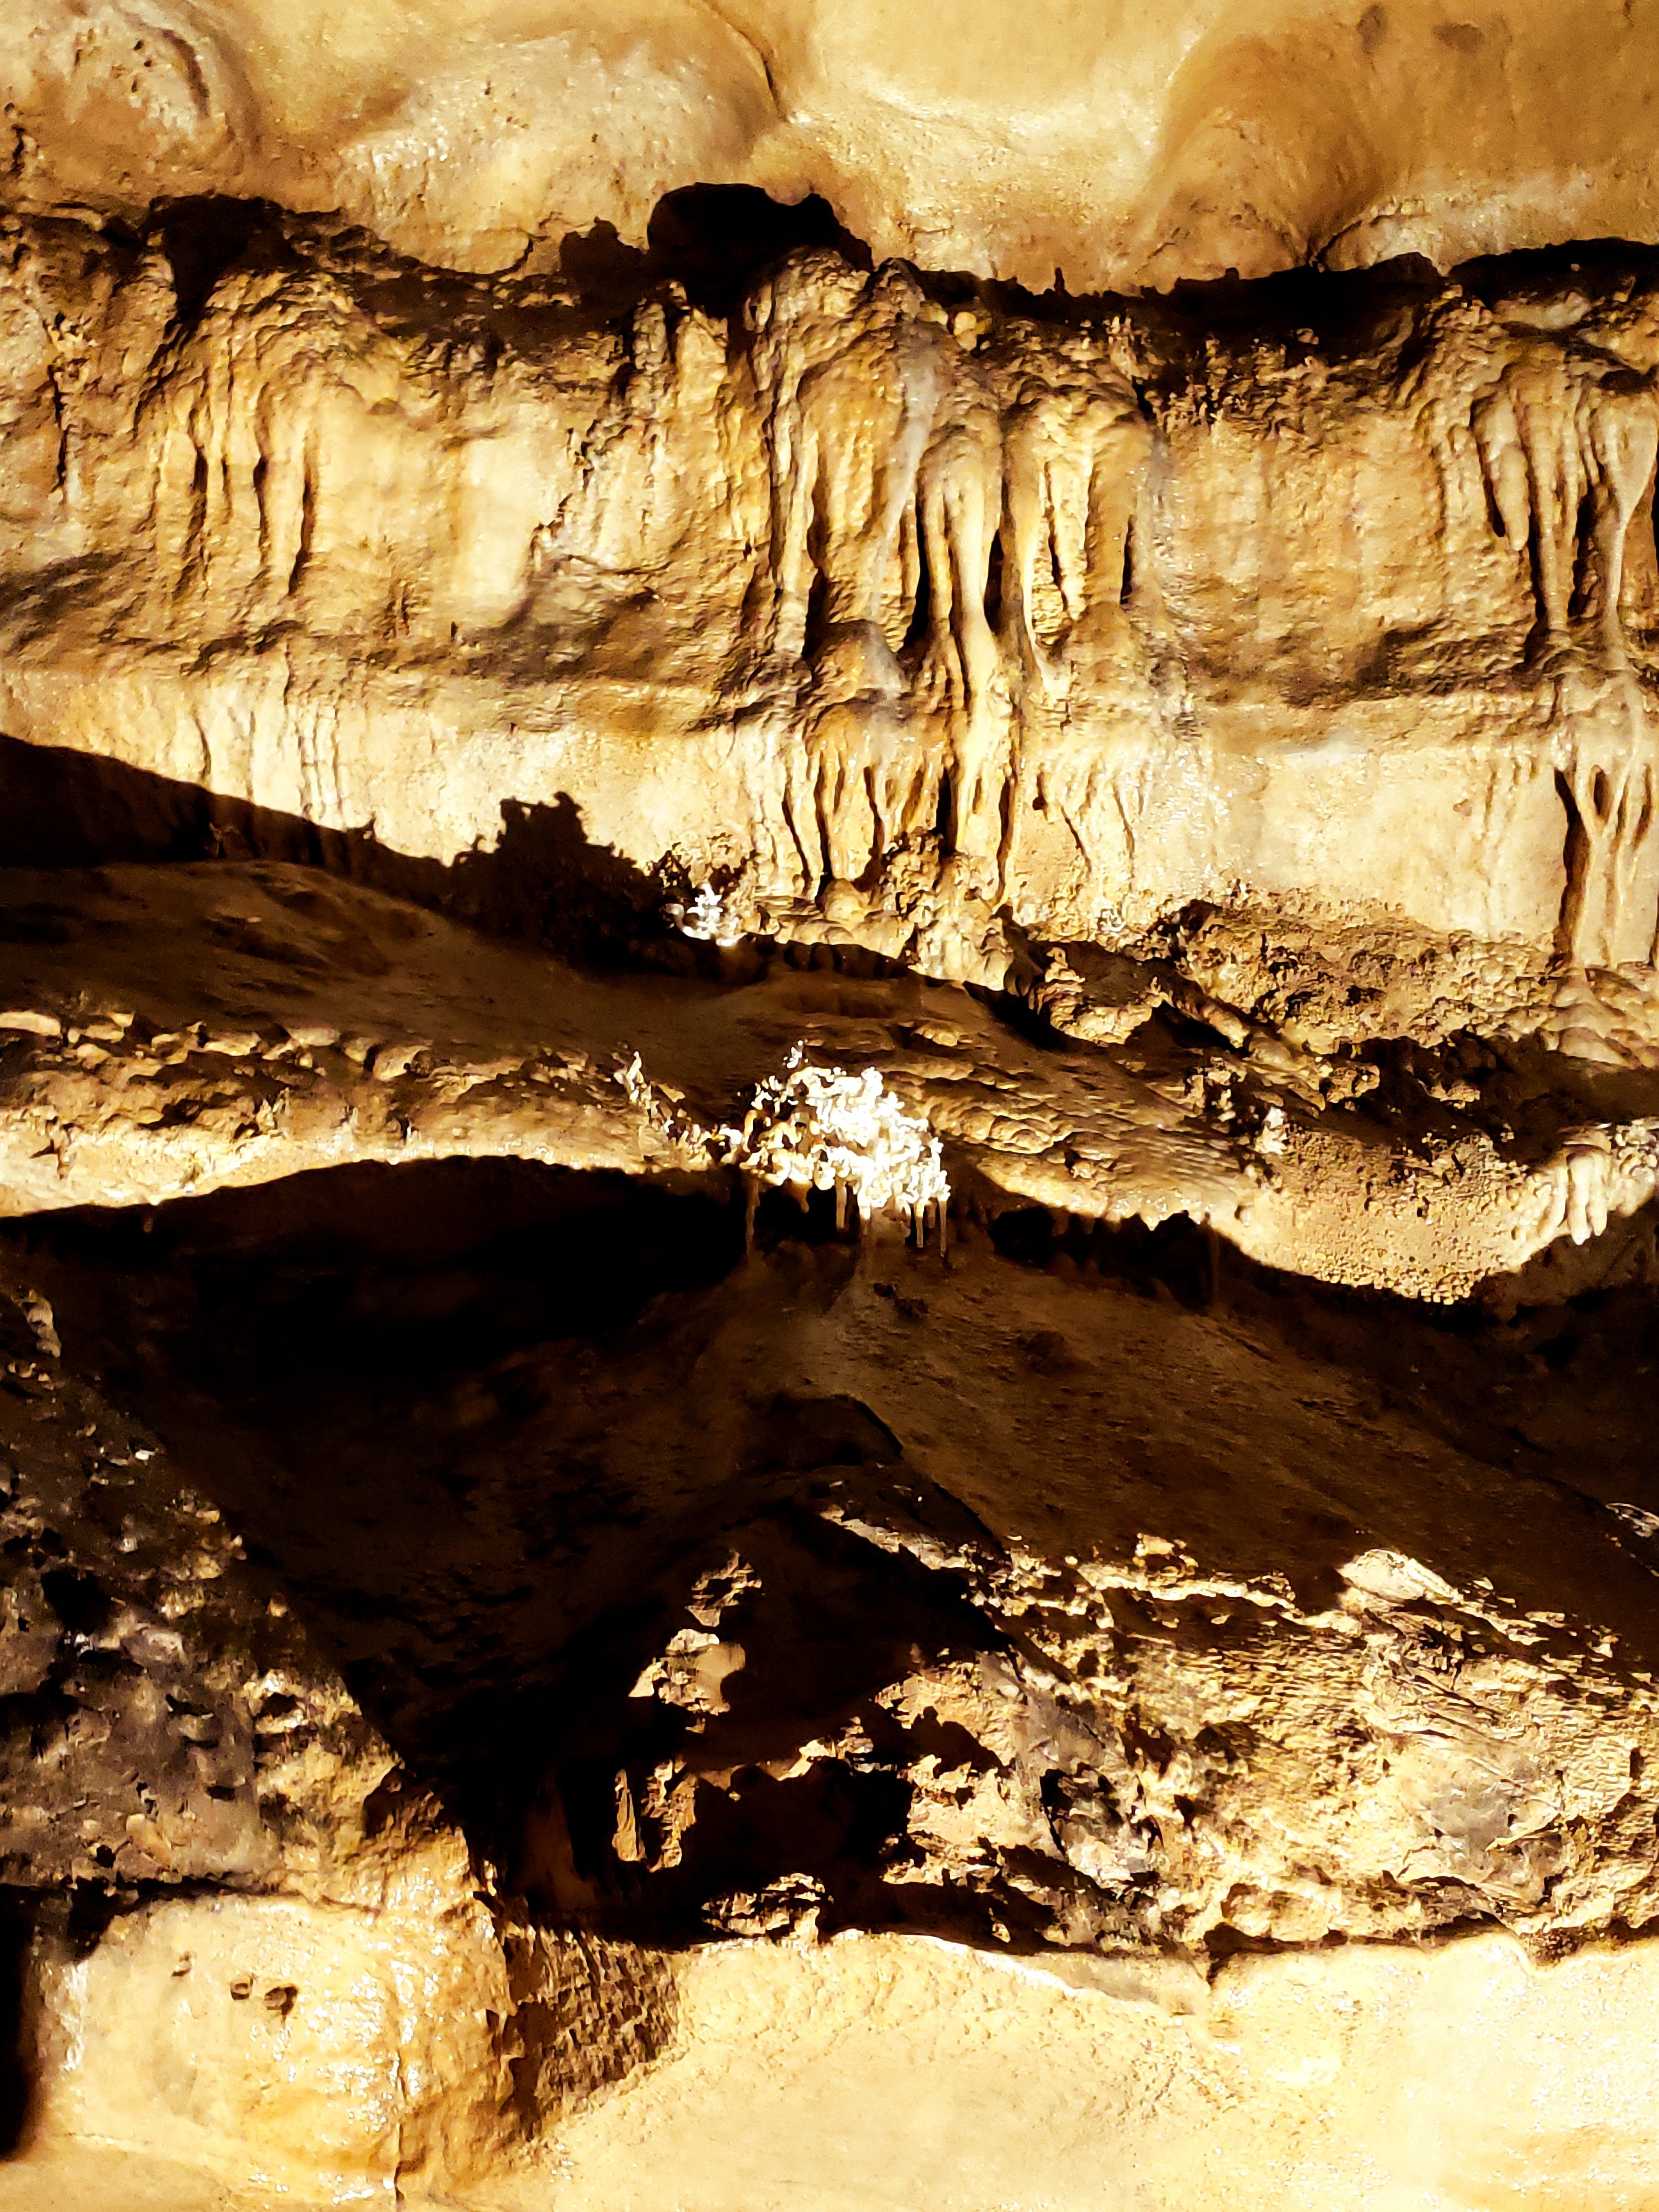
(4, 5, 1659, 2207)
(8, 214, 1659, 989)
(9, 0, 1659, 290)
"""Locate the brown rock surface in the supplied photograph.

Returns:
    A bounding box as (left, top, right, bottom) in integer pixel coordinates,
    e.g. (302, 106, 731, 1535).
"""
(7, 18, 1659, 2202)
(0, 1106, 1655, 2199)
(0, 1248, 673, 2198)
(9, 2, 1659, 290)
(0, 858, 1653, 1301)
(7, 215, 1659, 1013)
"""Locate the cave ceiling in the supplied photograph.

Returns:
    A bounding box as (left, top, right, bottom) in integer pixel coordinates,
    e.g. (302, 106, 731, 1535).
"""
(9, 0, 1659, 287)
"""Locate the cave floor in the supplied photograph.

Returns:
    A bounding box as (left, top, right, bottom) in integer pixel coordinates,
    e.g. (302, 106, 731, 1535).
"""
(3, 1923, 1656, 2211)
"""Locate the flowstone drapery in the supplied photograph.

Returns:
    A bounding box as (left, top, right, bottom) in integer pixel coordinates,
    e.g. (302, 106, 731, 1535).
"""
(8, 27, 1659, 2202)
(6, 219, 1659, 991)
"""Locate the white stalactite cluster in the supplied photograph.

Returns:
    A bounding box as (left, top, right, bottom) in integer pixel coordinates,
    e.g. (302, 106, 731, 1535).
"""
(721, 1048, 950, 1238)
(667, 885, 748, 947)
(617, 1043, 950, 1238)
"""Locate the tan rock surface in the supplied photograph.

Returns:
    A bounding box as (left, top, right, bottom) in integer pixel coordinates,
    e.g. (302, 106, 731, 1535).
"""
(7, 18, 1659, 2203)
(0, 1116, 1651, 2200)
(0, 857, 1655, 1301)
(529, 1931, 1659, 2210)
(9, 2, 1659, 290)
(7, 217, 1659, 1028)
(12, 1922, 1659, 2207)
(14, 1920, 1659, 2207)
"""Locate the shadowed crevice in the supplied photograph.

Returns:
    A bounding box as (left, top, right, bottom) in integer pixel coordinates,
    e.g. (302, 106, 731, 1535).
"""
(0, 733, 680, 969)
(0, 1897, 31, 2157)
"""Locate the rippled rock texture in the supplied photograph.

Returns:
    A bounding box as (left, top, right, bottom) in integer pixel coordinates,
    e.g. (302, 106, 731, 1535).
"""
(4, 37, 1659, 2200)
(8, 213, 1659, 992)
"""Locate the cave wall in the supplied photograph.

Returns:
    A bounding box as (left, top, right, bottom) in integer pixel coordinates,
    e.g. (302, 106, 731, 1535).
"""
(5, 212, 1659, 999)
(10, 0, 1659, 291)
(5, 5, 1659, 2208)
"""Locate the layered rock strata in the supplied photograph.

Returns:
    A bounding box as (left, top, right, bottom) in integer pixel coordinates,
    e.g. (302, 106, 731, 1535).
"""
(4, 216, 1659, 1006)
(0, 1090, 1656, 2199)
(3, 126, 1659, 2209)
(0, 861, 1653, 1304)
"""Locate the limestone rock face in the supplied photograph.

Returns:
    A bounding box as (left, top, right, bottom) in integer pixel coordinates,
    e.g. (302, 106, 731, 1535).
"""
(9, 1, 1659, 289)
(8, 216, 1659, 997)
(0, 1082, 1656, 2202)
(8, 215, 1659, 1325)
(8, 14, 1659, 2206)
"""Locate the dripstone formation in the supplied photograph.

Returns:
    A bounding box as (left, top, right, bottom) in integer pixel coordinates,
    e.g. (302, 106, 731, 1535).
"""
(3, 6, 1659, 2208)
